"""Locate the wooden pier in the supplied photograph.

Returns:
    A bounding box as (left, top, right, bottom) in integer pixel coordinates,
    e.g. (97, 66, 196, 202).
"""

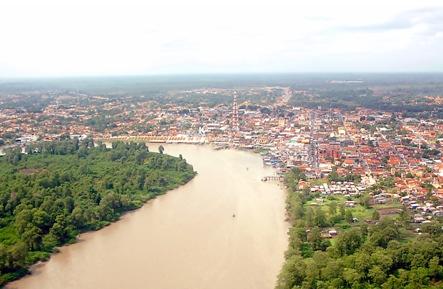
(261, 176, 284, 182)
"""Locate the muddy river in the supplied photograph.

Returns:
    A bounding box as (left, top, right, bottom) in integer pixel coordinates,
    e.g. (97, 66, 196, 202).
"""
(7, 145, 288, 289)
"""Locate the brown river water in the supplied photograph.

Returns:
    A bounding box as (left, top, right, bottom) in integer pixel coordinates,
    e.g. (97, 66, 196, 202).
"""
(7, 145, 288, 289)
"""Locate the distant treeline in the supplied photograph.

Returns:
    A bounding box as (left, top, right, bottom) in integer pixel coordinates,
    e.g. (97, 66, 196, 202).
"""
(2, 74, 443, 113)
(291, 82, 443, 116)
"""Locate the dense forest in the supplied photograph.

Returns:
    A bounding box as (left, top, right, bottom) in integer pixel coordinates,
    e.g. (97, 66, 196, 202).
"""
(290, 84, 443, 117)
(277, 168, 443, 289)
(0, 139, 196, 285)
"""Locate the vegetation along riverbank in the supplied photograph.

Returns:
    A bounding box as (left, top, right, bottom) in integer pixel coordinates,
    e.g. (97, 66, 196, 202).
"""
(0, 138, 196, 286)
(276, 168, 443, 289)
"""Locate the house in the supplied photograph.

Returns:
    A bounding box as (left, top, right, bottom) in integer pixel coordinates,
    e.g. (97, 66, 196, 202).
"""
(345, 201, 356, 207)
(414, 215, 425, 223)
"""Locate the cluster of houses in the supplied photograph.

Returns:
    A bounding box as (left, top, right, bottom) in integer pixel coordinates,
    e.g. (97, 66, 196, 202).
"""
(310, 181, 366, 197)
(401, 196, 443, 223)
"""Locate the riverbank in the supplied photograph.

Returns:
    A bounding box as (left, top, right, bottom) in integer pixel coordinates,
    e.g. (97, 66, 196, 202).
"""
(276, 168, 443, 289)
(7, 144, 288, 289)
(0, 140, 196, 287)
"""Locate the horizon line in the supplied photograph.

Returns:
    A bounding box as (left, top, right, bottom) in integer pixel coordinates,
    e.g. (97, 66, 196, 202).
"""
(2, 71, 443, 80)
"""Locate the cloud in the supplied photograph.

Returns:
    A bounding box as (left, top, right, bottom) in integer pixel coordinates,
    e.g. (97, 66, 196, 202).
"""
(1, 0, 443, 76)
(342, 7, 443, 33)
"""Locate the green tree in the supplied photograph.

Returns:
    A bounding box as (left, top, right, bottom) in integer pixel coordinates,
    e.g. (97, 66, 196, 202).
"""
(328, 201, 337, 216)
(359, 194, 371, 208)
(305, 207, 314, 227)
(307, 227, 323, 251)
(345, 209, 354, 223)
(339, 203, 346, 218)
(315, 206, 328, 227)
(276, 255, 306, 289)
(369, 265, 387, 285)
(22, 225, 42, 250)
(335, 229, 362, 256)
(343, 268, 362, 287)
(372, 210, 380, 221)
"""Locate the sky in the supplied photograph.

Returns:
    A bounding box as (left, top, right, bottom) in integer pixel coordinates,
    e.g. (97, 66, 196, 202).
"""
(0, 0, 443, 77)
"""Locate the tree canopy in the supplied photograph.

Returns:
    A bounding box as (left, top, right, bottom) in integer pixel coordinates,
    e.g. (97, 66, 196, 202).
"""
(0, 139, 195, 285)
(277, 168, 443, 289)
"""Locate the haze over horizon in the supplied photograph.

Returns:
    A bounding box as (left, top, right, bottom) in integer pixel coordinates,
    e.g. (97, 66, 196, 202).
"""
(1, 0, 443, 77)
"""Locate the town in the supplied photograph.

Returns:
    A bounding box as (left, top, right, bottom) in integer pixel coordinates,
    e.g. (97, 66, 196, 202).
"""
(1, 84, 443, 228)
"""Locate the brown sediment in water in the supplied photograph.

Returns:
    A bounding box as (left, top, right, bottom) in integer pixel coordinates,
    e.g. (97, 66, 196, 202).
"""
(7, 145, 288, 289)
